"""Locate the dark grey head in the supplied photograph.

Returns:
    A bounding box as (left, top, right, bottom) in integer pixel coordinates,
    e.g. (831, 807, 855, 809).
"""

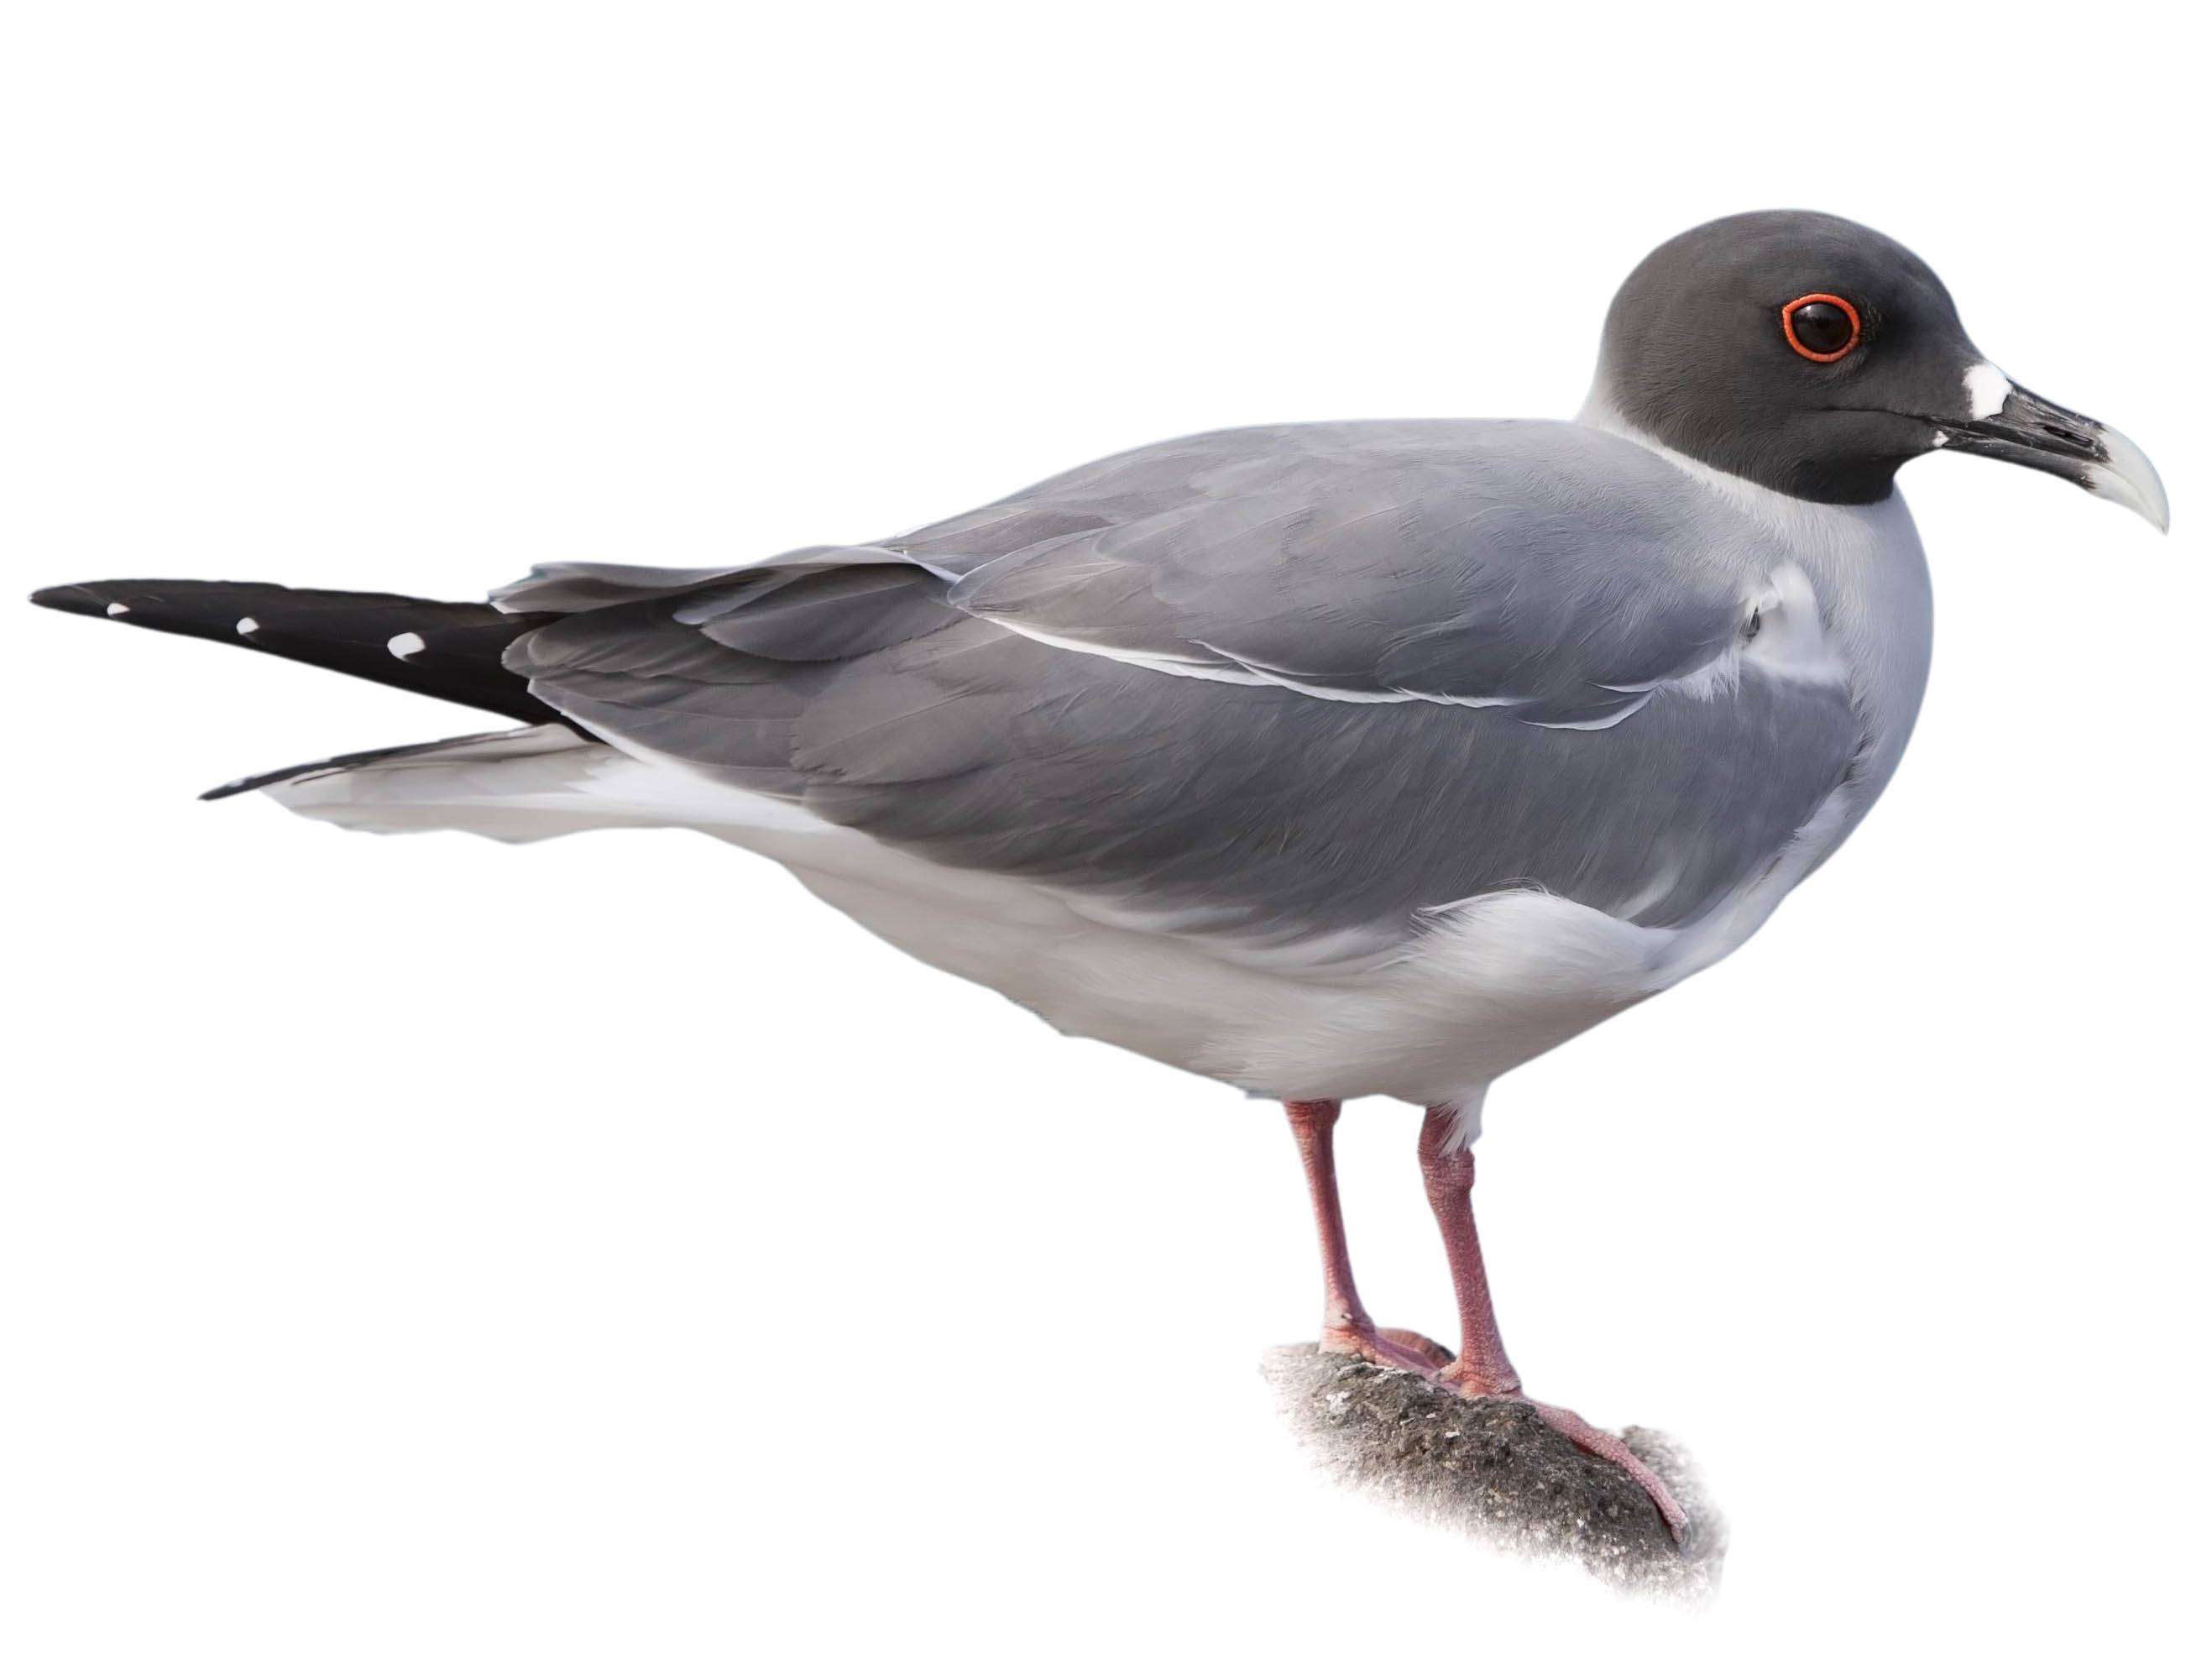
(1590, 209, 2167, 528)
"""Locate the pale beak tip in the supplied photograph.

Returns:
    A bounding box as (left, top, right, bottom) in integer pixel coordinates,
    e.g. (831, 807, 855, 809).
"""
(2090, 423, 2170, 533)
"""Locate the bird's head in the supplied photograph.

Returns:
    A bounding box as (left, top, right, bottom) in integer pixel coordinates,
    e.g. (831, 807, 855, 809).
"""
(1587, 208, 2168, 530)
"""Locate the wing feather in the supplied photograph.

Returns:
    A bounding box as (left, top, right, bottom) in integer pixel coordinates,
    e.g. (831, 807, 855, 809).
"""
(505, 421, 1859, 944)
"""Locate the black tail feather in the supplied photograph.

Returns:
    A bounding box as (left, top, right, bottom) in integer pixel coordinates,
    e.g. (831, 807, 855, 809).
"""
(30, 578, 567, 730)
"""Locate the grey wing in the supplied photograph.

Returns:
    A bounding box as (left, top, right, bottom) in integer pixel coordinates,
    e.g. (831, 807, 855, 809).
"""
(502, 421, 1859, 945)
(894, 418, 1767, 729)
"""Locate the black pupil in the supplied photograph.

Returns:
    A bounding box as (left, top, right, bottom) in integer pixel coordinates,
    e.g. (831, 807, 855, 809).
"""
(1791, 301, 1853, 355)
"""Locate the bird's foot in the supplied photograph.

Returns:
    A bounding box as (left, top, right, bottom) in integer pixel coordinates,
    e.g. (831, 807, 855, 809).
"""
(1437, 1363, 1688, 1541)
(1318, 1321, 1454, 1374)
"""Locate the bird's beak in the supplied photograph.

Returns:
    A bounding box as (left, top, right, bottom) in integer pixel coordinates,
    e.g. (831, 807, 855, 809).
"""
(1935, 375, 2170, 531)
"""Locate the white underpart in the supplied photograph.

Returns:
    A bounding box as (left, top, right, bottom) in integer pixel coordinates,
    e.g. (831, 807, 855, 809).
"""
(257, 708, 1885, 1111)
(235, 616, 259, 636)
(1964, 362, 2012, 421)
(105, 602, 129, 617)
(259, 725, 1671, 1107)
(387, 631, 426, 660)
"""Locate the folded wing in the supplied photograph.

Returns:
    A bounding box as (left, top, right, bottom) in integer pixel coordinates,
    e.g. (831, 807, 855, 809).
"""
(503, 421, 1862, 945)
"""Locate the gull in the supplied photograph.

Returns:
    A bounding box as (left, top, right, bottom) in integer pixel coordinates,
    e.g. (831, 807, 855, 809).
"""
(31, 210, 2168, 1534)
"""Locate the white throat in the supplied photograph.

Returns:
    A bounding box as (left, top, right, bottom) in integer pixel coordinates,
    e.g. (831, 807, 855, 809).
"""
(1575, 387, 1865, 531)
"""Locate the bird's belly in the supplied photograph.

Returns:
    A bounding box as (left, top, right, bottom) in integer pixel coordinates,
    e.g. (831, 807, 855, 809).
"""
(693, 761, 1866, 1106)
(269, 731, 1845, 1107)
(738, 814, 1730, 1107)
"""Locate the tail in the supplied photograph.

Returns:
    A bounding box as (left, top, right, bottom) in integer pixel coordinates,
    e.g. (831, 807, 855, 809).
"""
(24, 576, 734, 845)
(29, 578, 562, 730)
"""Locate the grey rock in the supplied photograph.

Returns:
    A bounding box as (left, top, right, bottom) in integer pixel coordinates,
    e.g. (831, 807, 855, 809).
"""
(1261, 1344, 1726, 1597)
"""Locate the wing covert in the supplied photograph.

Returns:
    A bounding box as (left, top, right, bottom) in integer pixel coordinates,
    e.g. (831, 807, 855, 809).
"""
(500, 420, 1863, 945)
(918, 420, 1771, 729)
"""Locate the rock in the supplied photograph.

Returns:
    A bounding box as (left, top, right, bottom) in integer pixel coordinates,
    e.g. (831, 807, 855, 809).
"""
(1260, 1344, 1726, 1597)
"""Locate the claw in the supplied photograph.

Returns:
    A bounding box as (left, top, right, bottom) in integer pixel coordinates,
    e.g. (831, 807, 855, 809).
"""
(1527, 1400, 1690, 1541)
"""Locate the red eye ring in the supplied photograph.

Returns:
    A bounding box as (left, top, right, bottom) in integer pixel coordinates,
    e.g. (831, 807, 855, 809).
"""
(1781, 292, 1862, 362)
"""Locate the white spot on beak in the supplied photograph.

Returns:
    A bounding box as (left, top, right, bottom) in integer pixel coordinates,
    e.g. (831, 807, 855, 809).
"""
(105, 602, 131, 616)
(236, 616, 261, 636)
(387, 631, 426, 660)
(1964, 363, 2012, 422)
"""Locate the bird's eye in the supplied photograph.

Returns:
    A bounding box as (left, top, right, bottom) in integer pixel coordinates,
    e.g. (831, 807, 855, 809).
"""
(1781, 294, 1861, 363)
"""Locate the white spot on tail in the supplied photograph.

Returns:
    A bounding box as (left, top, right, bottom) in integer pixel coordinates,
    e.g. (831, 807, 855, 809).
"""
(236, 616, 261, 636)
(388, 631, 426, 660)
(1930, 430, 1949, 448)
(105, 602, 131, 617)
(1964, 363, 2011, 422)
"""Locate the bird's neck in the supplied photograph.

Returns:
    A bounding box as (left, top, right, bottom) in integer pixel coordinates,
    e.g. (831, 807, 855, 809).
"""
(1577, 390, 1858, 533)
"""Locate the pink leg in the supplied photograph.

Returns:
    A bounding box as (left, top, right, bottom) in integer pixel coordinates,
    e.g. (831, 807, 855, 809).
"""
(1418, 1106, 1689, 1538)
(1284, 1101, 1451, 1373)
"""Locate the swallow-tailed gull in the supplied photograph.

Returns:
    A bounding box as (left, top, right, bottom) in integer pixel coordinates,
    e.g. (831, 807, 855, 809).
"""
(33, 210, 2169, 1534)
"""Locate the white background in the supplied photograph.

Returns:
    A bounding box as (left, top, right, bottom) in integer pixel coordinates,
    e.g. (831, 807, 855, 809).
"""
(3, 4, 2204, 1654)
